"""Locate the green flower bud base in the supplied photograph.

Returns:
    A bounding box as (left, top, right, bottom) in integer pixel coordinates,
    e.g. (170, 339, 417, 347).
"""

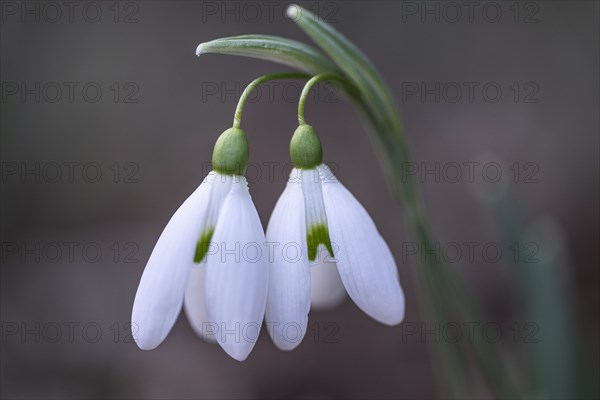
(290, 124, 323, 169)
(212, 127, 249, 176)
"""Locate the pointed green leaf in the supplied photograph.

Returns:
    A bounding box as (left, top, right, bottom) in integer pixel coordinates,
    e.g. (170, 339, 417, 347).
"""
(287, 7, 400, 128)
(287, 5, 416, 202)
(197, 34, 341, 75)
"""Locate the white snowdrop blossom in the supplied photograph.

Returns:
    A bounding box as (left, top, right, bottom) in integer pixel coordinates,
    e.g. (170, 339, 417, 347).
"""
(266, 124, 405, 350)
(131, 128, 269, 361)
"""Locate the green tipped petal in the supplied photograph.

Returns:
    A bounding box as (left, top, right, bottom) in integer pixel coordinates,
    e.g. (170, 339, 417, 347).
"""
(194, 226, 215, 263)
(306, 223, 334, 261)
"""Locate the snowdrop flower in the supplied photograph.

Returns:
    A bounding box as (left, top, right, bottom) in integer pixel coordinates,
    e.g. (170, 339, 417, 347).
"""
(266, 124, 405, 350)
(131, 127, 269, 361)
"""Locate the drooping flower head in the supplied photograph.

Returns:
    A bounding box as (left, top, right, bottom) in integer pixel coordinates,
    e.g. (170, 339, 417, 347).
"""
(266, 124, 405, 350)
(131, 127, 269, 361)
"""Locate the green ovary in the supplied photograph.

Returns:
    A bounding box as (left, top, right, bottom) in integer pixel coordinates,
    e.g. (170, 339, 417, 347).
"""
(306, 223, 334, 261)
(194, 226, 215, 263)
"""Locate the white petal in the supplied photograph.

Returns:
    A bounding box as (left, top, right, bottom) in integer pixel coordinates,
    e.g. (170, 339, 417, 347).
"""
(204, 177, 269, 361)
(310, 250, 347, 310)
(265, 176, 310, 350)
(320, 165, 405, 325)
(184, 266, 217, 343)
(203, 173, 234, 231)
(131, 173, 216, 350)
(192, 173, 234, 263)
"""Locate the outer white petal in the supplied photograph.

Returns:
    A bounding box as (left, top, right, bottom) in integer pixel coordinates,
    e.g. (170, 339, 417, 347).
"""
(265, 176, 310, 350)
(131, 173, 216, 350)
(310, 251, 347, 310)
(204, 177, 269, 361)
(184, 266, 217, 343)
(320, 165, 405, 325)
(202, 173, 234, 233)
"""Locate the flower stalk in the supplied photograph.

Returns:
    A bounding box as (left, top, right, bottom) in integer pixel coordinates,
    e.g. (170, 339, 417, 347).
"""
(232, 72, 311, 129)
(297, 73, 347, 125)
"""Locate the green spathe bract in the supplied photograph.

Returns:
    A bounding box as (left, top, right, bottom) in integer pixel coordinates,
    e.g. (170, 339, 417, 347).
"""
(290, 124, 323, 169)
(194, 226, 215, 263)
(212, 127, 249, 176)
(306, 223, 334, 261)
(197, 35, 340, 75)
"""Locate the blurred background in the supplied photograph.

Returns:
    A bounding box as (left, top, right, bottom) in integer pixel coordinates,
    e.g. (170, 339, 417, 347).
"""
(1, 1, 598, 398)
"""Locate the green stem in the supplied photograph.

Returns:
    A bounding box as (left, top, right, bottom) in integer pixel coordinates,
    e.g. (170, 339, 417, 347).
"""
(354, 84, 517, 398)
(297, 73, 348, 125)
(233, 72, 312, 129)
(417, 222, 519, 399)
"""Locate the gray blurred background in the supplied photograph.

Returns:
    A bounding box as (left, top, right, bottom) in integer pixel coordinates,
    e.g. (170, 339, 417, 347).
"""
(1, 1, 598, 399)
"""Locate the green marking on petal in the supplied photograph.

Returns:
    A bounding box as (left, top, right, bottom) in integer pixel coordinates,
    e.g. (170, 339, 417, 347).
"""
(306, 223, 334, 261)
(194, 226, 215, 263)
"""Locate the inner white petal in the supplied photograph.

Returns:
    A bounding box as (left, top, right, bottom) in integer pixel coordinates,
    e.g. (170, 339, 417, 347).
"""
(184, 266, 217, 343)
(310, 248, 347, 310)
